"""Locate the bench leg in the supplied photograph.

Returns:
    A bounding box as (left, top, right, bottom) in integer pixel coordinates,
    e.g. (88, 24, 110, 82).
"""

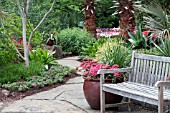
(128, 98, 133, 111)
(158, 104, 163, 113)
(100, 90, 105, 113)
(158, 87, 164, 113)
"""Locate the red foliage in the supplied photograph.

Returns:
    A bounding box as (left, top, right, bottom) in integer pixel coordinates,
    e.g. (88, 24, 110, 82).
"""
(10, 38, 32, 53)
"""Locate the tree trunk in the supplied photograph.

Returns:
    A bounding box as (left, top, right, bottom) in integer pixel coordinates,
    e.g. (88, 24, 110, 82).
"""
(22, 14, 29, 67)
(84, 0, 96, 37)
(118, 0, 136, 39)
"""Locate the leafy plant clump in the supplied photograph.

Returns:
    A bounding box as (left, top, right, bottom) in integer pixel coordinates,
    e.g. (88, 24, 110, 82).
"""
(1, 64, 76, 91)
(57, 27, 94, 55)
(96, 38, 132, 68)
(153, 37, 170, 57)
(29, 48, 55, 65)
(0, 62, 44, 84)
(81, 38, 107, 58)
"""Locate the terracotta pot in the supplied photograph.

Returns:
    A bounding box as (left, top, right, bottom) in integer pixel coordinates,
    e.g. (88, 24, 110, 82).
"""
(83, 79, 123, 110)
(47, 39, 56, 46)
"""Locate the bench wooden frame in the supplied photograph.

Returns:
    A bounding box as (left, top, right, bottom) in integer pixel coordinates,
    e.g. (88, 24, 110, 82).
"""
(98, 51, 170, 113)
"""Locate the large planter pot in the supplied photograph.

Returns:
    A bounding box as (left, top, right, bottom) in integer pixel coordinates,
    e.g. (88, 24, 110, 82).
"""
(83, 79, 123, 110)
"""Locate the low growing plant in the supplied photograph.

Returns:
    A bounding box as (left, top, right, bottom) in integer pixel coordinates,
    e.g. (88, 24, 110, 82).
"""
(0, 61, 44, 84)
(1, 65, 76, 91)
(29, 48, 55, 69)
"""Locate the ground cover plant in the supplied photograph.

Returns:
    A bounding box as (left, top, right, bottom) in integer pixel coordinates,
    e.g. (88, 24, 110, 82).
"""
(0, 62, 44, 85)
(1, 64, 76, 92)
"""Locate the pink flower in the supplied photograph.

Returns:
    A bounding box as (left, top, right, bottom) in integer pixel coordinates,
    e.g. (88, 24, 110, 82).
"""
(133, 30, 137, 34)
(83, 71, 89, 76)
(89, 66, 99, 76)
(111, 64, 119, 69)
(80, 62, 85, 66)
(102, 65, 110, 69)
(78, 58, 123, 82)
(168, 75, 170, 80)
(142, 30, 150, 36)
(113, 72, 122, 77)
(76, 66, 79, 70)
(31, 84, 37, 87)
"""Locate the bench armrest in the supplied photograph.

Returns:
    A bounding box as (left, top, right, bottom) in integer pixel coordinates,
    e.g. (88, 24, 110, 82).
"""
(155, 81, 170, 87)
(97, 67, 132, 74)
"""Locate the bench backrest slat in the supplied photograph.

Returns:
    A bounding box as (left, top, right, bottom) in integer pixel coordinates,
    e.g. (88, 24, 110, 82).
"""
(129, 52, 170, 86)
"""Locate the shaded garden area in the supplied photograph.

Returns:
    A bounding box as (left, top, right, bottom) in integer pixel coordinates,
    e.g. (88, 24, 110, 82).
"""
(0, 0, 170, 112)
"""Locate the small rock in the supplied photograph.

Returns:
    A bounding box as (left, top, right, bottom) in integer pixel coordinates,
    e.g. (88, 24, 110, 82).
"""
(1, 89, 10, 96)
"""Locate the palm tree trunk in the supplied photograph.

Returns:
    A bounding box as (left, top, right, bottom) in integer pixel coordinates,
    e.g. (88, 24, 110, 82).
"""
(118, 0, 136, 39)
(84, 0, 96, 37)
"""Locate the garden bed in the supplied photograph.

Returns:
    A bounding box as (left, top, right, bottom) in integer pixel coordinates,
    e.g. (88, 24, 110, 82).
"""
(0, 73, 80, 102)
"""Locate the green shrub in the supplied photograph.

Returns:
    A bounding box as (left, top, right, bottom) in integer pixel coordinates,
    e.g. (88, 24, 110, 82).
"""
(0, 28, 18, 66)
(0, 62, 44, 84)
(3, 13, 42, 47)
(81, 38, 107, 58)
(57, 27, 94, 55)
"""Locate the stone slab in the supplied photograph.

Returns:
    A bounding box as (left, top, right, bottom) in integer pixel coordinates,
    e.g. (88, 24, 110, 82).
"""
(66, 98, 100, 113)
(0, 102, 4, 111)
(66, 76, 84, 84)
(24, 83, 83, 100)
(62, 56, 80, 60)
(23, 89, 63, 100)
(2, 100, 86, 113)
(56, 89, 84, 100)
(57, 59, 80, 69)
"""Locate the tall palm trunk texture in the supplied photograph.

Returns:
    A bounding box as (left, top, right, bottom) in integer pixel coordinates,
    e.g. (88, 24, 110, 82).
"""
(118, 0, 136, 39)
(84, 0, 96, 37)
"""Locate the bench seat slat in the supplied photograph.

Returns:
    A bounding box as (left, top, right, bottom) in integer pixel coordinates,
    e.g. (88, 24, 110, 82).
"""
(103, 82, 170, 101)
(123, 82, 170, 95)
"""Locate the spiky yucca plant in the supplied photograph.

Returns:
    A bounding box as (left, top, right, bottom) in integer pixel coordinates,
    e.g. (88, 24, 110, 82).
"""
(112, 0, 136, 39)
(139, 1, 170, 38)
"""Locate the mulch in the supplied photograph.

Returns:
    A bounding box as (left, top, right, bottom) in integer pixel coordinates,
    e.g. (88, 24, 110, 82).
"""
(0, 74, 80, 102)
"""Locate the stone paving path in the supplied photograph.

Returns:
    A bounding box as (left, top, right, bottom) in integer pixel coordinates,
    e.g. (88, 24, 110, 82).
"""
(0, 57, 154, 113)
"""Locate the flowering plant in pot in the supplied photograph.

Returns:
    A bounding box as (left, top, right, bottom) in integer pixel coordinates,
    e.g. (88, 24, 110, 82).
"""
(46, 31, 56, 46)
(77, 38, 131, 110)
(78, 58, 123, 82)
(77, 58, 123, 110)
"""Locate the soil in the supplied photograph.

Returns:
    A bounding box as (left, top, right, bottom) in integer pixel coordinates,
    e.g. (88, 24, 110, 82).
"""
(0, 74, 80, 103)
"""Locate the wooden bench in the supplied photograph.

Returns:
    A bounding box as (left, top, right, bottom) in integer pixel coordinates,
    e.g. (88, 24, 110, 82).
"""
(98, 51, 170, 113)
